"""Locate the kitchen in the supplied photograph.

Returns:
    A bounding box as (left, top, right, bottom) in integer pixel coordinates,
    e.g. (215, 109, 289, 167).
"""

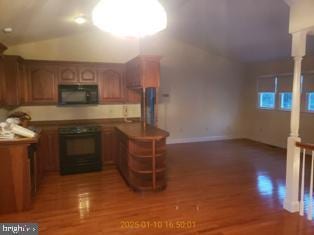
(1, 1, 313, 234)
(0, 47, 169, 213)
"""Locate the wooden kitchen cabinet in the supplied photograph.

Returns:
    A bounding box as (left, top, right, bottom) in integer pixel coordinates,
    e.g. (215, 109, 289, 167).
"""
(126, 89, 141, 103)
(0, 57, 4, 106)
(101, 128, 117, 165)
(0, 56, 23, 107)
(126, 55, 161, 89)
(59, 64, 98, 84)
(99, 69, 125, 103)
(25, 63, 58, 105)
(115, 124, 169, 191)
(79, 66, 98, 83)
(59, 65, 78, 84)
(38, 129, 59, 172)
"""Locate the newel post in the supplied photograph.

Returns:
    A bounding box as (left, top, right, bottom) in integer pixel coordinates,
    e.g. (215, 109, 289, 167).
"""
(284, 31, 307, 212)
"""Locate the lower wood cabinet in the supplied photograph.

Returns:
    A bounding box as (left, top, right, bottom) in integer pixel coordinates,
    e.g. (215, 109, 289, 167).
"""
(115, 125, 168, 191)
(101, 128, 117, 165)
(38, 129, 59, 172)
(38, 127, 118, 173)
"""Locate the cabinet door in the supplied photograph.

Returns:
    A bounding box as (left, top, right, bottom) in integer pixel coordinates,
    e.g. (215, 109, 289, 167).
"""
(2, 56, 21, 106)
(0, 57, 4, 105)
(142, 59, 160, 88)
(79, 67, 98, 83)
(102, 129, 116, 165)
(27, 65, 58, 104)
(126, 60, 141, 88)
(59, 66, 78, 84)
(99, 69, 125, 102)
(38, 130, 59, 172)
(126, 89, 141, 103)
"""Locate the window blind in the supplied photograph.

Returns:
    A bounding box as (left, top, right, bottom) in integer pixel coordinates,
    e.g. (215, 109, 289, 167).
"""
(277, 75, 293, 93)
(303, 74, 314, 93)
(257, 76, 276, 92)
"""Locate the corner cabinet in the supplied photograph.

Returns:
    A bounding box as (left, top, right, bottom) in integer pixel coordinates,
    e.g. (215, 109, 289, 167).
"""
(24, 63, 58, 105)
(125, 55, 161, 104)
(126, 55, 161, 89)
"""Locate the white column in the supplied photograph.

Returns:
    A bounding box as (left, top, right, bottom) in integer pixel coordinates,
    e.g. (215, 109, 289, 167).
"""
(284, 31, 307, 212)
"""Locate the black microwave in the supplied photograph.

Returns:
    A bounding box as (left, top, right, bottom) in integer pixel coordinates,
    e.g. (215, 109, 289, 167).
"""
(58, 85, 99, 105)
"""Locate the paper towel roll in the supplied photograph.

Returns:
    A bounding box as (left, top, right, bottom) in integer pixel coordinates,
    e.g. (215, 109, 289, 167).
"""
(11, 124, 35, 138)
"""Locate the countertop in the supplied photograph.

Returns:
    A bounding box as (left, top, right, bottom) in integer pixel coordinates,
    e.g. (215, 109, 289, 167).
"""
(0, 134, 39, 145)
(116, 123, 169, 141)
(30, 118, 141, 130)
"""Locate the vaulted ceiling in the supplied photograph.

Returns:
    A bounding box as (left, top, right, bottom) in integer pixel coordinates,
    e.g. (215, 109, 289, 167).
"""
(0, 0, 313, 62)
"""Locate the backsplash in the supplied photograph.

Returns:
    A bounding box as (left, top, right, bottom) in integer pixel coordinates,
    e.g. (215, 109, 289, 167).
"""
(7, 104, 141, 121)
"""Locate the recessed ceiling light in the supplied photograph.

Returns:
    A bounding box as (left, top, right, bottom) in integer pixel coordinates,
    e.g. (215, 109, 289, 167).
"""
(3, 27, 13, 33)
(74, 16, 87, 25)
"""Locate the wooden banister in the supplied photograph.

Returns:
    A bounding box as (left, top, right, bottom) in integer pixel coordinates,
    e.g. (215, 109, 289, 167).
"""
(296, 142, 314, 151)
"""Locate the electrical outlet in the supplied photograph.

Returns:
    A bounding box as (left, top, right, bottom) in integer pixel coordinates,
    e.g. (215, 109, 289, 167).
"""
(123, 105, 128, 117)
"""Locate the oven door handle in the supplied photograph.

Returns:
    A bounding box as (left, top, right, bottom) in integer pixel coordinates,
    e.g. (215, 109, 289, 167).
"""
(59, 132, 100, 138)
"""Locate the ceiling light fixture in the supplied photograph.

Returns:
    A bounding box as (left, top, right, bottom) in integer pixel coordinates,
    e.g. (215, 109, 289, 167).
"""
(3, 27, 13, 33)
(92, 0, 167, 38)
(74, 16, 87, 25)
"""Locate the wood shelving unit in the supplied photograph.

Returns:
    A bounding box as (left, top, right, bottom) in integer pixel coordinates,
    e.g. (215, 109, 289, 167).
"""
(115, 124, 169, 191)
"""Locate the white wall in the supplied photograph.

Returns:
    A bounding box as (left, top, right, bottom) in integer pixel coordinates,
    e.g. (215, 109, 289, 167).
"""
(5, 30, 140, 63)
(140, 33, 246, 143)
(244, 56, 314, 148)
(289, 0, 314, 33)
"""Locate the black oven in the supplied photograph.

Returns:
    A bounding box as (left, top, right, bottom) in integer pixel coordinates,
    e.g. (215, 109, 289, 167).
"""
(58, 85, 99, 105)
(59, 126, 102, 175)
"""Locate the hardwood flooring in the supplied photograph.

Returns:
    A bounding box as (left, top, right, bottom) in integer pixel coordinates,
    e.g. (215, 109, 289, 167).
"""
(1, 139, 314, 234)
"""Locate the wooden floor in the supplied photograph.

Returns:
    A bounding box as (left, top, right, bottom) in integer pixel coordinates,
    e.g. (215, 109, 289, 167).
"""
(1, 139, 314, 234)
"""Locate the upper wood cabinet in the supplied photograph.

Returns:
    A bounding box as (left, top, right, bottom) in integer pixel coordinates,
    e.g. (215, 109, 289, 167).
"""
(126, 55, 161, 89)
(58, 64, 98, 84)
(99, 69, 125, 102)
(0, 57, 4, 106)
(0, 56, 23, 107)
(59, 66, 78, 84)
(79, 66, 98, 83)
(0, 55, 159, 106)
(25, 63, 58, 105)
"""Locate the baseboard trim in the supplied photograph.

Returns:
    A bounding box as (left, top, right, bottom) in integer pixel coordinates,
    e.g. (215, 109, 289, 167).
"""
(166, 135, 241, 145)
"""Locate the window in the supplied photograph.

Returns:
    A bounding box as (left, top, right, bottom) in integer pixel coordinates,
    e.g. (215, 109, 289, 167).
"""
(308, 93, 314, 112)
(280, 92, 292, 110)
(259, 92, 275, 109)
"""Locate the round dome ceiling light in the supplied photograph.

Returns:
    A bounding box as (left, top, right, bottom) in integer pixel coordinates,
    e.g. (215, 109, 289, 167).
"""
(92, 0, 167, 38)
(74, 16, 87, 25)
(3, 27, 13, 33)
